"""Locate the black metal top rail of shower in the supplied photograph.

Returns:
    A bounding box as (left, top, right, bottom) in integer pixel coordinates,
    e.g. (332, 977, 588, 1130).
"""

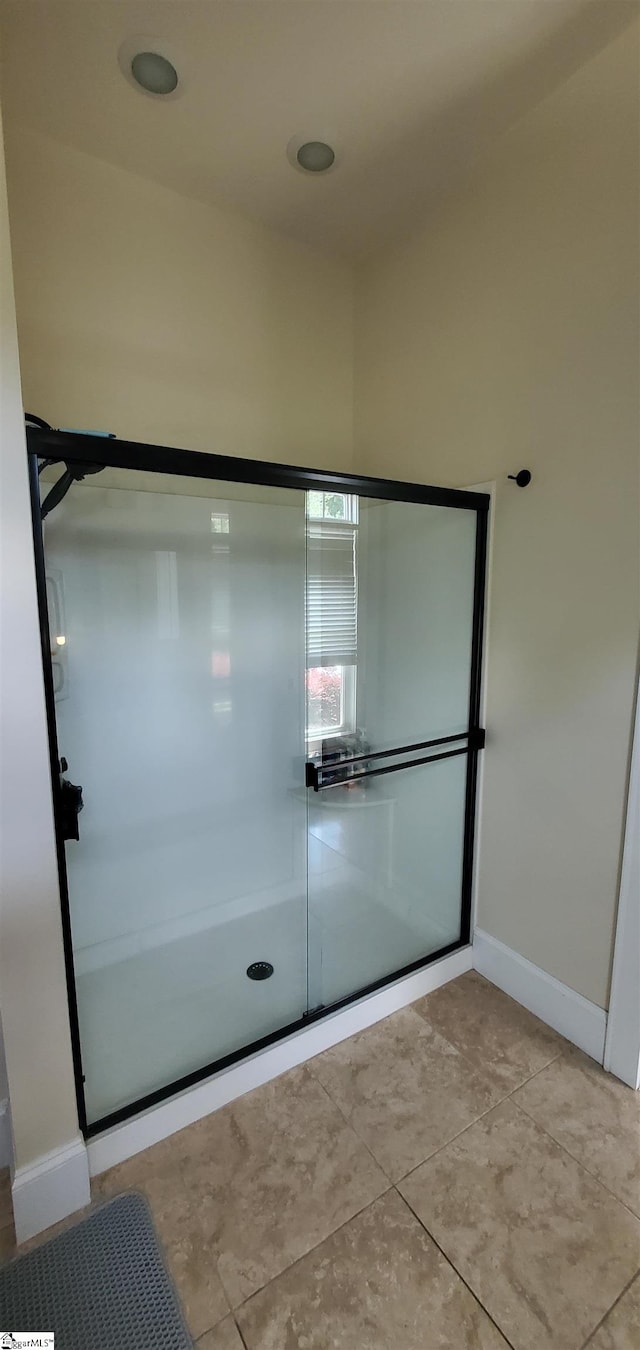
(26, 424, 491, 513)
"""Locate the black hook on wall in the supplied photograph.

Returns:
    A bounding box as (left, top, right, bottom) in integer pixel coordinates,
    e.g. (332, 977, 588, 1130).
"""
(508, 469, 532, 487)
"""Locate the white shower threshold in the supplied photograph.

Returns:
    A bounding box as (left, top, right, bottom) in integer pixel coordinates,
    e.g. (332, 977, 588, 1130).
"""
(87, 944, 472, 1177)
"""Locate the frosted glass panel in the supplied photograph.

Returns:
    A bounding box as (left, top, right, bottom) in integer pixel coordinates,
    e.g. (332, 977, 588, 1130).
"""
(44, 469, 307, 1124)
(357, 500, 477, 749)
(307, 749, 466, 1007)
(306, 495, 480, 1009)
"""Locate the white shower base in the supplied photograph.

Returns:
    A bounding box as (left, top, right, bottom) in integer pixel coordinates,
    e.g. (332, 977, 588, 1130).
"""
(77, 876, 449, 1125)
(76, 797, 454, 1125)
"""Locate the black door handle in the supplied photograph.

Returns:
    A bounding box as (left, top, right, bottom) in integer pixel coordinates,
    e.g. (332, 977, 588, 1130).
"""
(59, 764, 83, 841)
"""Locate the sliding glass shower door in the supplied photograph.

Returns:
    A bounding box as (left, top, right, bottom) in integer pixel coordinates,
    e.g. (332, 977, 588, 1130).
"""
(305, 496, 481, 1009)
(42, 466, 309, 1127)
(31, 430, 487, 1134)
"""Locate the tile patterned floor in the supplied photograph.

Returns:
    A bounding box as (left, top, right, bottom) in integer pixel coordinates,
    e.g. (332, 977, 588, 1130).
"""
(1, 971, 639, 1349)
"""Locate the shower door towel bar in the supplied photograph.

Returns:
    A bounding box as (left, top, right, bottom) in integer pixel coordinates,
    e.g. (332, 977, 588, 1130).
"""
(305, 729, 486, 791)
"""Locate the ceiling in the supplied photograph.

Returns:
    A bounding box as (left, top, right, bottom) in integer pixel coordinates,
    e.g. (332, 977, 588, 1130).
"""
(0, 0, 636, 259)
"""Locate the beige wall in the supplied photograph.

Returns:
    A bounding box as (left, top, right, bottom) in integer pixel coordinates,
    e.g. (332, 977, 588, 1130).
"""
(0, 105, 80, 1167)
(355, 24, 640, 1008)
(4, 129, 353, 470)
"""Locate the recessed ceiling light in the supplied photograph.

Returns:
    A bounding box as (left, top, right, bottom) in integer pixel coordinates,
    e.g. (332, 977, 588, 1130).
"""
(296, 141, 335, 173)
(287, 135, 340, 175)
(131, 50, 178, 96)
(118, 35, 184, 100)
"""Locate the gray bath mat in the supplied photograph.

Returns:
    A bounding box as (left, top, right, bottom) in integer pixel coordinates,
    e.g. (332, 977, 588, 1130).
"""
(0, 1191, 193, 1348)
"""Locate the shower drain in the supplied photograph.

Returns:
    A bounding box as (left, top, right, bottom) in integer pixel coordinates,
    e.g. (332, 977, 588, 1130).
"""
(246, 961, 274, 981)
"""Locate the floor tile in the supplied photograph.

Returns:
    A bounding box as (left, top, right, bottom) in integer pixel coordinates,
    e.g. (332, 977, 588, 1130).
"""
(162, 1203, 231, 1339)
(415, 971, 564, 1091)
(514, 1047, 640, 1216)
(17, 1204, 95, 1257)
(587, 1274, 640, 1349)
(308, 1006, 504, 1180)
(237, 1189, 510, 1350)
(186, 1065, 387, 1306)
(94, 1151, 198, 1243)
(0, 1221, 16, 1265)
(0, 1167, 12, 1229)
(400, 1099, 640, 1350)
(94, 1150, 230, 1336)
(96, 1065, 387, 1311)
(198, 1315, 245, 1349)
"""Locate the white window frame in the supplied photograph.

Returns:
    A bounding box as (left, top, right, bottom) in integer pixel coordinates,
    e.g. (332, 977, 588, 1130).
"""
(305, 490, 358, 748)
(306, 492, 359, 524)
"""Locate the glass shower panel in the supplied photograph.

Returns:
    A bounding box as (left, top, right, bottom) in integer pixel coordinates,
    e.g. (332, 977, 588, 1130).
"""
(356, 500, 477, 749)
(307, 753, 467, 1007)
(44, 467, 307, 1125)
(306, 497, 478, 1008)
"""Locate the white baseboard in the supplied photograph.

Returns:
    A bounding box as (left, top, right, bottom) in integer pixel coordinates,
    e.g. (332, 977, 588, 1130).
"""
(604, 678, 640, 1090)
(0, 1097, 12, 1170)
(473, 929, 607, 1064)
(88, 944, 472, 1176)
(12, 1135, 91, 1244)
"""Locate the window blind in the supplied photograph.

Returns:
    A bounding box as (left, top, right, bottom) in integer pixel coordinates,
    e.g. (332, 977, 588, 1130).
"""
(306, 522, 357, 667)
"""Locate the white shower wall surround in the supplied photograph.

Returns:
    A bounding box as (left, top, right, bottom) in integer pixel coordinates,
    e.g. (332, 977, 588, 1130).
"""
(35, 444, 487, 1132)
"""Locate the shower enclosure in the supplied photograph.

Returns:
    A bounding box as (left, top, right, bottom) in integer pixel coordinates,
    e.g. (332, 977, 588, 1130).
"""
(28, 428, 488, 1135)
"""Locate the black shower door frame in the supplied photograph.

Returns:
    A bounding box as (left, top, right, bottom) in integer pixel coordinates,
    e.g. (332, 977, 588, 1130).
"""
(27, 427, 489, 1137)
